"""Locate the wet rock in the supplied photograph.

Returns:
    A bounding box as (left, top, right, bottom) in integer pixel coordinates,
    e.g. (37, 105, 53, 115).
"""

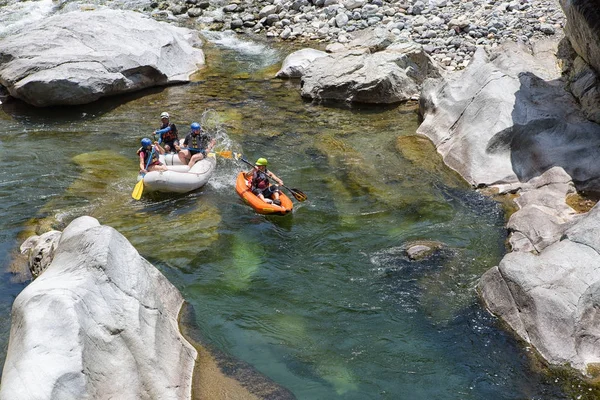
(405, 241, 444, 260)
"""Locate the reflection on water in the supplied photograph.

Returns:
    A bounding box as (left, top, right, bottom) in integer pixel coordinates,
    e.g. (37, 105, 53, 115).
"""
(0, 28, 584, 400)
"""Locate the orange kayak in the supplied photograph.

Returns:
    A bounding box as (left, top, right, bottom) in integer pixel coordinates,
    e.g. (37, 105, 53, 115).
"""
(235, 172, 293, 215)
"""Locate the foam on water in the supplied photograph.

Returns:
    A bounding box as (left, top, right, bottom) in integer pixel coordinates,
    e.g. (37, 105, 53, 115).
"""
(201, 30, 280, 67)
(0, 0, 57, 38)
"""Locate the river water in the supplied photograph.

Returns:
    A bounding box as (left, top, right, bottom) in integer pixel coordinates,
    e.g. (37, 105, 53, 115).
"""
(0, 2, 587, 399)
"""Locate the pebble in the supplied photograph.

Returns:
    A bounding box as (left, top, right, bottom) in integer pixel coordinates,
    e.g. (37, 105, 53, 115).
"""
(162, 0, 565, 70)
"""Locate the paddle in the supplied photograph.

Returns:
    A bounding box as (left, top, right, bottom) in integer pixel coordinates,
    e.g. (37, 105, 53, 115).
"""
(179, 148, 234, 159)
(131, 145, 156, 200)
(239, 157, 307, 202)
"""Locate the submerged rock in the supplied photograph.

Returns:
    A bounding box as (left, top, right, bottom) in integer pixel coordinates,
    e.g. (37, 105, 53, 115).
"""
(0, 9, 205, 107)
(405, 241, 444, 261)
(0, 216, 197, 399)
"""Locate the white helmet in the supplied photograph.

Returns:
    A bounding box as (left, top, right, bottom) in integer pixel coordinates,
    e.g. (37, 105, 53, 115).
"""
(160, 112, 169, 119)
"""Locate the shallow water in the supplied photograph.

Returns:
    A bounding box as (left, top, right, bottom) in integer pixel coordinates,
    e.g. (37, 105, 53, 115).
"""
(0, 16, 588, 399)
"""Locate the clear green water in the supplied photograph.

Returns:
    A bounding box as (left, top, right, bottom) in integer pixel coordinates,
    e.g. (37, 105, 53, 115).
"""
(0, 33, 577, 399)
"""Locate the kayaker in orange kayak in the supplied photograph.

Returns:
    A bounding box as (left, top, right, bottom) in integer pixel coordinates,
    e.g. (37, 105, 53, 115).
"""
(244, 158, 284, 205)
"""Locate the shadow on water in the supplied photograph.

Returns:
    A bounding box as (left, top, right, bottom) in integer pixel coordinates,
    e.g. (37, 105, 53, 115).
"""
(1, 85, 169, 122)
(179, 302, 297, 400)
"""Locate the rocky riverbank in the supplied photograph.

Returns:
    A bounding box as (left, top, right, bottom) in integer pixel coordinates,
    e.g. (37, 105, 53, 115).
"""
(155, 0, 565, 71)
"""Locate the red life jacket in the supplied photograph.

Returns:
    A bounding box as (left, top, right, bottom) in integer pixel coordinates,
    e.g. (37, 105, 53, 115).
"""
(160, 123, 178, 143)
(252, 170, 269, 190)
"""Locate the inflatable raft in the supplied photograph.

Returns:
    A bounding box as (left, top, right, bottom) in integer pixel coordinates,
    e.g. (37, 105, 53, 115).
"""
(235, 172, 293, 215)
(141, 153, 216, 194)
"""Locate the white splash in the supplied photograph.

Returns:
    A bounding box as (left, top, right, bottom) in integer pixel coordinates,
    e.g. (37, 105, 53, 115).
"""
(201, 29, 279, 66)
(0, 0, 57, 38)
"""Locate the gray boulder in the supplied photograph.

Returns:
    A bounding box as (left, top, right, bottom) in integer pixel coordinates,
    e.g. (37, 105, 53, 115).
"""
(479, 203, 600, 375)
(300, 43, 440, 104)
(0, 216, 197, 399)
(417, 39, 600, 192)
(276, 48, 329, 78)
(0, 9, 205, 107)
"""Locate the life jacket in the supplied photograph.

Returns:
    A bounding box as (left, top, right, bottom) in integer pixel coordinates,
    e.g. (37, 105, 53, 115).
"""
(252, 170, 270, 190)
(159, 123, 178, 143)
(188, 132, 209, 150)
(138, 147, 160, 166)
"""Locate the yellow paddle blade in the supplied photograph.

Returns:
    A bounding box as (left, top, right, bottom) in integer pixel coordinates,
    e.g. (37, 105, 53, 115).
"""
(217, 150, 233, 158)
(131, 179, 144, 200)
(208, 150, 233, 159)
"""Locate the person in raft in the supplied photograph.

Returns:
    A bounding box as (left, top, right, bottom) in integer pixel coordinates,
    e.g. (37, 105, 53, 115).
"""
(154, 111, 180, 153)
(245, 158, 284, 205)
(138, 138, 167, 174)
(178, 122, 216, 167)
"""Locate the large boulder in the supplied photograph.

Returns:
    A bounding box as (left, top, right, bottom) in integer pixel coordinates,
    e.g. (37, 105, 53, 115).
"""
(479, 203, 600, 375)
(417, 39, 600, 192)
(0, 9, 205, 107)
(300, 42, 440, 104)
(0, 216, 197, 400)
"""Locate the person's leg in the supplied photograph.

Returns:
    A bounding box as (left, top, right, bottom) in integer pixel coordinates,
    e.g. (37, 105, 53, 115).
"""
(148, 164, 168, 172)
(178, 149, 190, 164)
(266, 186, 281, 205)
(188, 152, 204, 167)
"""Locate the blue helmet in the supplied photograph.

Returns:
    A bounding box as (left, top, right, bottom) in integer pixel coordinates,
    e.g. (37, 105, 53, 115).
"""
(141, 138, 152, 147)
(191, 122, 201, 131)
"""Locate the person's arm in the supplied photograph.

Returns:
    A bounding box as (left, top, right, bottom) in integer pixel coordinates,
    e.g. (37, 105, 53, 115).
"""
(155, 126, 171, 135)
(208, 138, 216, 151)
(139, 152, 147, 173)
(154, 142, 165, 155)
(244, 168, 256, 180)
(268, 171, 283, 186)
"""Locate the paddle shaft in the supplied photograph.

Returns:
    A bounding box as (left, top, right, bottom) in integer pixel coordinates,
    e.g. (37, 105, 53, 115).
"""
(143, 146, 156, 173)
